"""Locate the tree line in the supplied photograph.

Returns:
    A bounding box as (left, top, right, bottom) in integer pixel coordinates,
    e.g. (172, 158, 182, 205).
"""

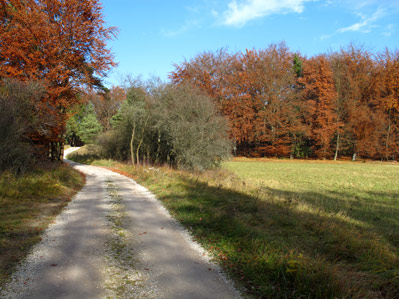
(1, 0, 398, 173)
(171, 43, 399, 161)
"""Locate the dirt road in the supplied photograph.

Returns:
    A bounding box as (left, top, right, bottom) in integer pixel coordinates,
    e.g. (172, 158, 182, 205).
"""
(1, 148, 241, 298)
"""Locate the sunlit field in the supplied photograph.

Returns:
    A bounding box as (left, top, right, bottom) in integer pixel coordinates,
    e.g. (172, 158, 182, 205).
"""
(224, 159, 399, 237)
(221, 160, 399, 297)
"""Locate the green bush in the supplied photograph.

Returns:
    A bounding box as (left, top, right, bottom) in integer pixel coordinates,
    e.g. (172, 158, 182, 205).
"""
(66, 102, 102, 146)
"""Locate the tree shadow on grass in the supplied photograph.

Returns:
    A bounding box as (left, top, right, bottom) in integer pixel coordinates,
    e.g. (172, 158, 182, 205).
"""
(271, 187, 399, 248)
(155, 175, 399, 298)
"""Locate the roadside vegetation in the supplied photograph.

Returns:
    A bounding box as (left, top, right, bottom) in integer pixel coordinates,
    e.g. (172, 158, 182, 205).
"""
(0, 163, 85, 289)
(68, 147, 399, 298)
(86, 78, 232, 171)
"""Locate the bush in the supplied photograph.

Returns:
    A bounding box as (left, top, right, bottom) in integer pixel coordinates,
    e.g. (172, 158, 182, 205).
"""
(0, 79, 44, 173)
(96, 81, 232, 171)
(155, 84, 232, 170)
(96, 130, 126, 160)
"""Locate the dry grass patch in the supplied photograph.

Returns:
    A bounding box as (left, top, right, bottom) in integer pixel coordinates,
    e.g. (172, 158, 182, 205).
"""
(0, 163, 85, 288)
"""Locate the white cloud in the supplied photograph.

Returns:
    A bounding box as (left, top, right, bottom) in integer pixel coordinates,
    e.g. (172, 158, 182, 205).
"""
(220, 0, 316, 27)
(337, 7, 385, 33)
(161, 20, 200, 38)
(319, 6, 387, 40)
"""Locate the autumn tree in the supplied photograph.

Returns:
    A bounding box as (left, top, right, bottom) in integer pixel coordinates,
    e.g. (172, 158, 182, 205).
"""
(0, 0, 116, 159)
(329, 46, 381, 160)
(329, 52, 348, 160)
(247, 44, 298, 157)
(374, 49, 399, 160)
(299, 56, 339, 158)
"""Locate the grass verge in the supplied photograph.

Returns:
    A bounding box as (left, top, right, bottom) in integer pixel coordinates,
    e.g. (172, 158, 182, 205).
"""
(0, 162, 85, 289)
(68, 147, 399, 298)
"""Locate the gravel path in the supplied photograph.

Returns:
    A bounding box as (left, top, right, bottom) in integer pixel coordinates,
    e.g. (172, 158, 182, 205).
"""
(0, 147, 241, 299)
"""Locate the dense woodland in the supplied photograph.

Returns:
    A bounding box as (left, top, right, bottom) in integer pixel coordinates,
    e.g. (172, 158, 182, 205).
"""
(171, 43, 399, 161)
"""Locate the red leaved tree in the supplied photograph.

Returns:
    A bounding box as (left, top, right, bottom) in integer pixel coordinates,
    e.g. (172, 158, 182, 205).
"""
(375, 49, 399, 160)
(0, 0, 116, 159)
(299, 56, 339, 158)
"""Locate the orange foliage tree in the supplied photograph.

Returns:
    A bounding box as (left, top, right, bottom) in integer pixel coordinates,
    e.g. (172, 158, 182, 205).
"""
(244, 44, 298, 157)
(375, 49, 399, 160)
(329, 46, 383, 160)
(0, 0, 116, 159)
(299, 56, 339, 158)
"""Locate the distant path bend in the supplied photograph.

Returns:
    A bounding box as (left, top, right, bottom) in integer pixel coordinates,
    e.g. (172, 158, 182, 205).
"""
(1, 147, 241, 299)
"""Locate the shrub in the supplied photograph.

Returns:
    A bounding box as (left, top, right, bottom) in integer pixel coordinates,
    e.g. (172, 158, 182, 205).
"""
(96, 81, 232, 171)
(154, 84, 232, 170)
(0, 79, 44, 173)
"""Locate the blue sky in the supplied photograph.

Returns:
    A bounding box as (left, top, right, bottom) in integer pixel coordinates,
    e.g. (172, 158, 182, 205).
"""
(101, 0, 399, 87)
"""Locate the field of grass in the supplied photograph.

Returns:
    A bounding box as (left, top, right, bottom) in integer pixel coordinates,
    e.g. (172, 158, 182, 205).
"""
(0, 163, 85, 288)
(68, 148, 399, 298)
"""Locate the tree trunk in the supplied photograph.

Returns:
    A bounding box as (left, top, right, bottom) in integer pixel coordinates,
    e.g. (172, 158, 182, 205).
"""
(155, 130, 161, 164)
(136, 115, 149, 165)
(385, 107, 392, 161)
(136, 138, 143, 166)
(334, 131, 340, 161)
(59, 142, 64, 160)
(130, 125, 136, 165)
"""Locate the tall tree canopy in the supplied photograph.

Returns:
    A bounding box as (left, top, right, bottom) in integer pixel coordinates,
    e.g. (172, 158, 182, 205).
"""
(0, 0, 116, 158)
(299, 55, 339, 158)
(172, 43, 399, 160)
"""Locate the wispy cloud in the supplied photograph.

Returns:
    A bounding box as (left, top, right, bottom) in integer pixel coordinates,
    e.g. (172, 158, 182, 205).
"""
(220, 0, 316, 27)
(320, 7, 386, 40)
(161, 20, 200, 38)
(337, 7, 385, 33)
(335, 0, 399, 11)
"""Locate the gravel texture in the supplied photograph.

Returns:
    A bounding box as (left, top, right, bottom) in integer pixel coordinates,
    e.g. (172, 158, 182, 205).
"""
(0, 147, 242, 299)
